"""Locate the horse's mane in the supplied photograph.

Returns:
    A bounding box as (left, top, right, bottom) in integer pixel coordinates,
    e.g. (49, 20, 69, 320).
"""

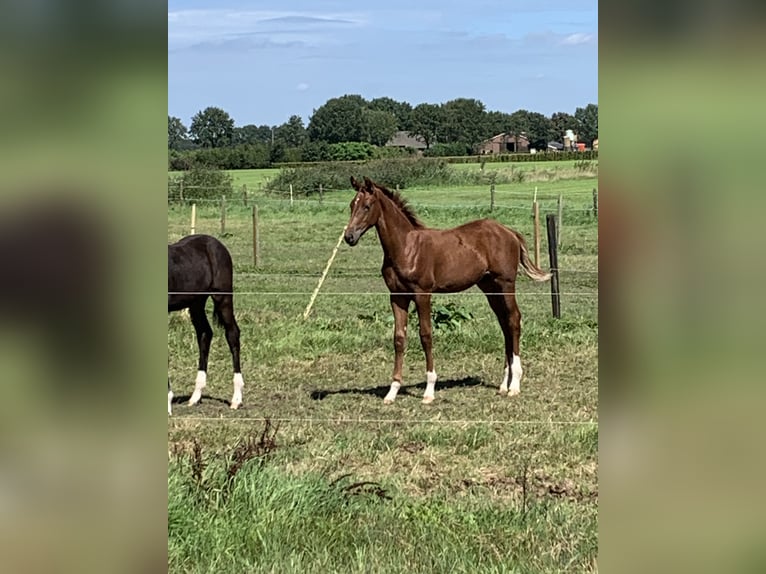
(373, 182, 424, 229)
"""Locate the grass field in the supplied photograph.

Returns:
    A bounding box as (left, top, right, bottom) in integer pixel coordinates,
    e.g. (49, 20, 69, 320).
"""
(168, 170, 598, 572)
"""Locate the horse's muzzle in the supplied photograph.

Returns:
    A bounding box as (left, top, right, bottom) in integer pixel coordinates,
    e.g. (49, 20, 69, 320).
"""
(344, 230, 362, 246)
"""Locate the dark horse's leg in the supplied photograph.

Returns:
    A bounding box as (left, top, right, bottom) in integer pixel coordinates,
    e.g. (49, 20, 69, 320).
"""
(414, 293, 437, 403)
(479, 277, 523, 396)
(188, 299, 213, 406)
(212, 293, 244, 409)
(385, 294, 411, 404)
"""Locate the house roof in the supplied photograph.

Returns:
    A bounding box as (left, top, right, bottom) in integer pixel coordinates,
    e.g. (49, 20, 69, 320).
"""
(481, 132, 529, 145)
(385, 131, 428, 149)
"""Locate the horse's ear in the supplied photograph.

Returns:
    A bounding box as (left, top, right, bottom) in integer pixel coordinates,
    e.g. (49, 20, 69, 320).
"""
(350, 176, 360, 190)
(363, 176, 374, 193)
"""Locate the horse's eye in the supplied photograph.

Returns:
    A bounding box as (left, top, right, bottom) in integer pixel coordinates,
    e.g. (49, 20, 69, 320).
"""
(363, 204, 370, 211)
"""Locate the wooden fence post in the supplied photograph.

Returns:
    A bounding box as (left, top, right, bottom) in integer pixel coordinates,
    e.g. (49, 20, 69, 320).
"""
(546, 213, 561, 319)
(532, 197, 541, 266)
(191, 203, 196, 235)
(179, 180, 184, 203)
(289, 184, 294, 207)
(221, 195, 226, 235)
(242, 184, 248, 207)
(593, 188, 598, 220)
(557, 193, 563, 248)
(252, 205, 260, 266)
(319, 183, 323, 204)
(490, 181, 496, 212)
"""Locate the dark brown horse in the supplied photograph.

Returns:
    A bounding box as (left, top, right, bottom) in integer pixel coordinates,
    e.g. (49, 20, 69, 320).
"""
(168, 234, 243, 414)
(345, 176, 550, 404)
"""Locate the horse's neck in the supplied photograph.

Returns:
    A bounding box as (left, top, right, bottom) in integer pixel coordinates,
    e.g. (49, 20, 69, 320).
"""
(375, 194, 417, 262)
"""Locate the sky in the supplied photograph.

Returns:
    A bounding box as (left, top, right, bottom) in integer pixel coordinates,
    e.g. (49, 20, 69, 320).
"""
(168, 0, 597, 128)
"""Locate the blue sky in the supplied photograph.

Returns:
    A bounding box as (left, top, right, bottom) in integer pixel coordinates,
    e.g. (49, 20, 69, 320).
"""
(168, 0, 597, 127)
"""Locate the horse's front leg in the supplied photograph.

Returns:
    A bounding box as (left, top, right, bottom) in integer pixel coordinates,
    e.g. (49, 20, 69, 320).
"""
(386, 295, 411, 404)
(414, 294, 437, 403)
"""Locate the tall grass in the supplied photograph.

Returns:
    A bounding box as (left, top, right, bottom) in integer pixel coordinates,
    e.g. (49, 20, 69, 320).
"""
(169, 427, 597, 573)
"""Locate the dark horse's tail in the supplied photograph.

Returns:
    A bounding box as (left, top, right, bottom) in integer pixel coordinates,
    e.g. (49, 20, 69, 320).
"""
(513, 230, 552, 282)
(206, 238, 236, 328)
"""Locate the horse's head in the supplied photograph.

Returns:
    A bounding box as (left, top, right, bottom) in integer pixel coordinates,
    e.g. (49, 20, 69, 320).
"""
(345, 176, 381, 246)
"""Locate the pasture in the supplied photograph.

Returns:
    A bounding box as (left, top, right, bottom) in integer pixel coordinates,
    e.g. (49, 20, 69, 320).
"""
(167, 170, 598, 572)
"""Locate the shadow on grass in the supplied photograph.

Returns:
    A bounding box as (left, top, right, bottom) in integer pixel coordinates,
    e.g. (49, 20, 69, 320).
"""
(310, 376, 489, 401)
(171, 394, 232, 407)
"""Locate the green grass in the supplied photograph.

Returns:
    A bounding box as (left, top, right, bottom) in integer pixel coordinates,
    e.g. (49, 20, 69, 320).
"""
(169, 437, 596, 573)
(168, 168, 281, 192)
(168, 174, 598, 572)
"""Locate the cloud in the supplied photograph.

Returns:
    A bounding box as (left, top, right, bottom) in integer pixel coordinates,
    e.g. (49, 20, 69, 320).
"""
(168, 9, 364, 50)
(561, 33, 594, 45)
(259, 15, 357, 26)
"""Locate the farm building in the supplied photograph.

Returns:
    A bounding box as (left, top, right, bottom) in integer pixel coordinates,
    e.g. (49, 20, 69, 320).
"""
(385, 131, 429, 152)
(477, 133, 529, 154)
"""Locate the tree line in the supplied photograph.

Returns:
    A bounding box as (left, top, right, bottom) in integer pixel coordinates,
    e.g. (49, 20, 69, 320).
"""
(168, 95, 597, 169)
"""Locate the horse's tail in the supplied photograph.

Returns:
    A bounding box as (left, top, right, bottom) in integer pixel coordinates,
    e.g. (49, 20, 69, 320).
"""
(513, 230, 551, 282)
(206, 237, 235, 328)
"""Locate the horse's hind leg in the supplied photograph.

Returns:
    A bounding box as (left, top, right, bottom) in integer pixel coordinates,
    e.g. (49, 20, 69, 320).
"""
(480, 278, 523, 397)
(189, 300, 213, 406)
(213, 294, 244, 409)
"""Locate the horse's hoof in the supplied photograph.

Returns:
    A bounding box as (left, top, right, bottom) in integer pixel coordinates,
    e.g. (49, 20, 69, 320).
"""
(422, 396, 434, 404)
(383, 399, 394, 405)
(496, 388, 508, 396)
(508, 388, 520, 397)
(230, 403, 241, 410)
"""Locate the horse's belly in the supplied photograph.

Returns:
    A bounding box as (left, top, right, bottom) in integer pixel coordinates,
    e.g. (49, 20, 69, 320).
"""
(431, 256, 485, 289)
(168, 293, 199, 312)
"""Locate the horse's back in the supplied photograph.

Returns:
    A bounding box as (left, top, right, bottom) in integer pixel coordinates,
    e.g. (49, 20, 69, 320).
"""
(168, 235, 234, 308)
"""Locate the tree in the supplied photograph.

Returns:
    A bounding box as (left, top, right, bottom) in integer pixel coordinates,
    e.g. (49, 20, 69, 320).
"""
(189, 106, 235, 148)
(307, 95, 367, 143)
(274, 115, 307, 147)
(524, 111, 554, 150)
(550, 112, 577, 141)
(368, 97, 413, 131)
(362, 109, 398, 146)
(483, 111, 513, 140)
(168, 116, 189, 150)
(233, 124, 272, 145)
(440, 98, 487, 146)
(409, 103, 443, 149)
(574, 104, 598, 146)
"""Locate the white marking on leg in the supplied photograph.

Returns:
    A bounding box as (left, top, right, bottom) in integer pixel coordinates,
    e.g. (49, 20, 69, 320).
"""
(188, 370, 206, 406)
(422, 371, 437, 403)
(508, 354, 522, 396)
(498, 365, 509, 394)
(230, 372, 244, 409)
(383, 381, 401, 404)
(168, 389, 173, 415)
